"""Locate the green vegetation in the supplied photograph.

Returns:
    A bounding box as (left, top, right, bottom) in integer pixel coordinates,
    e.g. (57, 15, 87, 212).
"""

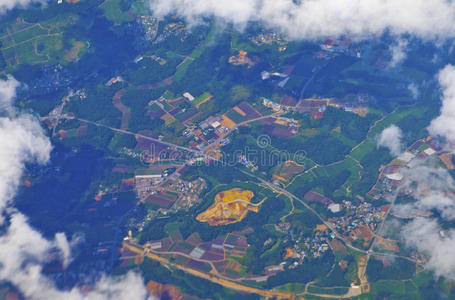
(367, 257, 416, 282)
(174, 24, 218, 81)
(193, 92, 212, 106)
(0, 14, 83, 71)
(100, 0, 135, 24)
(135, 259, 260, 300)
(351, 106, 428, 161)
(265, 253, 335, 288)
(108, 133, 137, 152)
(307, 285, 349, 296)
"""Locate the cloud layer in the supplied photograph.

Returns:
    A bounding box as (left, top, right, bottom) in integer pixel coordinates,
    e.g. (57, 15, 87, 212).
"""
(150, 0, 455, 40)
(0, 77, 152, 300)
(377, 125, 404, 156)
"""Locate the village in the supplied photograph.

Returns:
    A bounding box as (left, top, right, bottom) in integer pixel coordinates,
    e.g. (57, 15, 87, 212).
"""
(131, 166, 207, 232)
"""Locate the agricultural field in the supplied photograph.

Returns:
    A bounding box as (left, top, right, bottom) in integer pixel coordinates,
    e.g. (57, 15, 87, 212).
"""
(272, 160, 306, 183)
(132, 224, 252, 279)
(100, 0, 135, 24)
(193, 92, 213, 108)
(0, 15, 84, 71)
(350, 106, 429, 162)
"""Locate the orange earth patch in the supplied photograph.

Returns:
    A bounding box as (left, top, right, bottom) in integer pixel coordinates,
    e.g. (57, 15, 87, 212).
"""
(196, 188, 258, 226)
(220, 115, 237, 129)
(233, 106, 247, 117)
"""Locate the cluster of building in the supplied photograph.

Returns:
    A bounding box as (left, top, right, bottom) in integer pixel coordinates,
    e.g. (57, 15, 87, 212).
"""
(44, 88, 86, 131)
(269, 222, 333, 273)
(137, 15, 159, 41)
(262, 97, 282, 112)
(290, 96, 369, 119)
(250, 32, 288, 51)
(26, 64, 76, 97)
(328, 200, 388, 242)
(165, 177, 207, 211)
(132, 176, 207, 231)
(154, 22, 188, 44)
(228, 50, 257, 68)
(146, 90, 234, 160)
(269, 197, 387, 272)
(121, 147, 147, 161)
(135, 169, 165, 201)
(238, 154, 258, 171)
(274, 117, 299, 134)
(328, 99, 370, 116)
(179, 95, 301, 156)
(135, 54, 167, 65)
(369, 136, 448, 200)
(189, 115, 232, 150)
(320, 38, 361, 58)
(105, 76, 124, 87)
(199, 115, 225, 132)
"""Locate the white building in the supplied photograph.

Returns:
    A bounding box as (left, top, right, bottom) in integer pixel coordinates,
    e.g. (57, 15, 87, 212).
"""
(183, 92, 195, 102)
(328, 203, 342, 213)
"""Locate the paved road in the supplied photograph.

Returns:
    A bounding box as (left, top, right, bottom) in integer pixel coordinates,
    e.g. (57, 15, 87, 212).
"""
(65, 116, 214, 158)
(202, 112, 284, 155)
(67, 111, 282, 162)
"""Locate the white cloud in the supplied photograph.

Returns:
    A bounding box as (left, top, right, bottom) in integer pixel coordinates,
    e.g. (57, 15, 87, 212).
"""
(389, 39, 408, 68)
(54, 232, 77, 268)
(408, 83, 419, 99)
(0, 77, 51, 221)
(0, 213, 153, 300)
(429, 64, 455, 144)
(149, 0, 455, 41)
(395, 164, 455, 218)
(389, 160, 455, 279)
(0, 0, 46, 14)
(403, 218, 455, 279)
(0, 76, 153, 300)
(0, 76, 20, 110)
(377, 125, 404, 156)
